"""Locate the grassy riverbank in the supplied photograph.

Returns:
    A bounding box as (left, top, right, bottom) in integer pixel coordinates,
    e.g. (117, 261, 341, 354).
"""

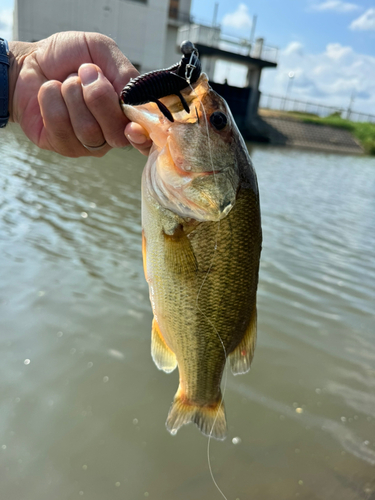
(294, 113, 375, 155)
(260, 109, 375, 155)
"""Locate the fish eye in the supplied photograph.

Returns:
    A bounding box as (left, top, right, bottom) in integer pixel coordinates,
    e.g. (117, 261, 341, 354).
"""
(210, 111, 228, 131)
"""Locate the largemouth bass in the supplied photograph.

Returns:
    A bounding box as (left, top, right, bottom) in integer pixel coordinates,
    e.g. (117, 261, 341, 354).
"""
(122, 74, 262, 440)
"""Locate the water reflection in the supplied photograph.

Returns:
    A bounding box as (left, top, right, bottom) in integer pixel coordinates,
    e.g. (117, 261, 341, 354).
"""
(1, 127, 375, 500)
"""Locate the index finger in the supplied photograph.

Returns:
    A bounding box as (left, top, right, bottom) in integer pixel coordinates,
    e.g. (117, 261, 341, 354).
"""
(38, 32, 139, 92)
(84, 32, 139, 93)
(79, 64, 129, 149)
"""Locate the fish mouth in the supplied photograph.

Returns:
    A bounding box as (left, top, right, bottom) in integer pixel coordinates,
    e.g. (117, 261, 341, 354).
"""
(124, 75, 239, 221)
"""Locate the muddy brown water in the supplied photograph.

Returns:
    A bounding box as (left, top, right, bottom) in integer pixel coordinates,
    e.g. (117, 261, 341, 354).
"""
(1, 126, 375, 500)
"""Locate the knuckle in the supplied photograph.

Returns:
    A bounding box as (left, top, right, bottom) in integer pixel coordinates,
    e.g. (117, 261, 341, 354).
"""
(39, 80, 60, 100)
(84, 84, 113, 108)
(62, 76, 80, 95)
(107, 130, 128, 149)
(46, 110, 70, 133)
(42, 80, 59, 91)
(90, 32, 118, 49)
(79, 126, 103, 145)
(98, 33, 114, 46)
(50, 126, 71, 144)
(50, 135, 81, 158)
(81, 122, 102, 140)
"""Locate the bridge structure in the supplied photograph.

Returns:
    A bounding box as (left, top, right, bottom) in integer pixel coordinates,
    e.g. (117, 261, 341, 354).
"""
(177, 23, 278, 133)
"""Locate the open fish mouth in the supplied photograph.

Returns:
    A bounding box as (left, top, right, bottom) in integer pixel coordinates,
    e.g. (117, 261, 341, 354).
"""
(123, 74, 240, 222)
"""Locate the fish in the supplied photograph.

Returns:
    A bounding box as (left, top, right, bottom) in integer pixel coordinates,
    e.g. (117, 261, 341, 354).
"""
(122, 74, 262, 440)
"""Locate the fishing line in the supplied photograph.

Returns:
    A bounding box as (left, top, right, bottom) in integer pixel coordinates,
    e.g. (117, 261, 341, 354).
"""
(155, 74, 230, 499)
(188, 80, 230, 500)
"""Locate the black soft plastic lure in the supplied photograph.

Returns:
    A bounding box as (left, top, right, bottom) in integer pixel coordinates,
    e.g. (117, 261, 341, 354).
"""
(120, 41, 201, 122)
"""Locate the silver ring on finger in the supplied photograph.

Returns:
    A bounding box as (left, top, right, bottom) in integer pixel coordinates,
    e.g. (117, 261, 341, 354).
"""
(82, 140, 107, 152)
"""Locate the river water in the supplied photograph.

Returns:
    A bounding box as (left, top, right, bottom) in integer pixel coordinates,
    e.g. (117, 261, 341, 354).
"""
(1, 126, 375, 500)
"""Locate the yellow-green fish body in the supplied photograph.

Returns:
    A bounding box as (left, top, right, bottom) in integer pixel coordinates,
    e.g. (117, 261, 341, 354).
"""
(123, 75, 261, 439)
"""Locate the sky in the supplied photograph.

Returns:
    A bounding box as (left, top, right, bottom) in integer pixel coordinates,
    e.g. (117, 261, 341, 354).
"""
(1, 0, 375, 114)
(191, 0, 375, 114)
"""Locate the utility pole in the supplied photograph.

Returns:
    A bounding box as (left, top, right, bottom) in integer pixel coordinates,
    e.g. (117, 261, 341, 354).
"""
(250, 15, 257, 43)
(283, 71, 295, 111)
(346, 90, 355, 120)
(286, 71, 295, 96)
(212, 2, 219, 27)
(249, 15, 257, 56)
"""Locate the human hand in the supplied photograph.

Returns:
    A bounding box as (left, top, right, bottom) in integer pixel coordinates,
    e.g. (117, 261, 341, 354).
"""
(8, 32, 152, 157)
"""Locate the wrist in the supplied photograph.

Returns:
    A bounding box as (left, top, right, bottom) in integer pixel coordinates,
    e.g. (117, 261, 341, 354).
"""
(0, 38, 9, 127)
(8, 41, 36, 123)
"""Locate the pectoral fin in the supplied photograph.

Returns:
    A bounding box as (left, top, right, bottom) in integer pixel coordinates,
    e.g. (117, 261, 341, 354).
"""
(163, 224, 197, 274)
(229, 307, 257, 375)
(151, 319, 177, 373)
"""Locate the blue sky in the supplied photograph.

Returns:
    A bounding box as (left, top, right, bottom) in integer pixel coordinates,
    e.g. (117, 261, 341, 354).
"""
(1, 0, 375, 113)
(192, 0, 375, 57)
(191, 0, 375, 113)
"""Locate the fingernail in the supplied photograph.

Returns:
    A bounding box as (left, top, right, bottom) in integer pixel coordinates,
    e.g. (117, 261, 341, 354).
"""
(126, 132, 147, 145)
(80, 64, 99, 86)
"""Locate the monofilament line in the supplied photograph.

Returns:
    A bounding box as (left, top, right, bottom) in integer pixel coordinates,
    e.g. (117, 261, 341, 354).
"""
(189, 82, 229, 500)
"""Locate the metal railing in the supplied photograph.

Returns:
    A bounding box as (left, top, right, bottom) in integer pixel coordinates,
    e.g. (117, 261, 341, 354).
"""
(259, 93, 375, 123)
(217, 34, 278, 63)
(177, 24, 278, 64)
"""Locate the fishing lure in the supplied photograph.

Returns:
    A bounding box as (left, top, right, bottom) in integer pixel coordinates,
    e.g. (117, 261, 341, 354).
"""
(120, 41, 201, 122)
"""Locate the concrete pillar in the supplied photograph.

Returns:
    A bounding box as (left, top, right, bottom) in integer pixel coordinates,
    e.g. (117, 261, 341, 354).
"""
(253, 38, 264, 59)
(201, 55, 217, 81)
(246, 67, 262, 119)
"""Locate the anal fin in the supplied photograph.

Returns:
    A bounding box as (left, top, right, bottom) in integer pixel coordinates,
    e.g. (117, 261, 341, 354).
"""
(229, 307, 257, 375)
(151, 319, 177, 373)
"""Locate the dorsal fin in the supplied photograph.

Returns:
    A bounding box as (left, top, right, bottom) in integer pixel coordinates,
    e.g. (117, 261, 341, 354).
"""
(229, 306, 257, 375)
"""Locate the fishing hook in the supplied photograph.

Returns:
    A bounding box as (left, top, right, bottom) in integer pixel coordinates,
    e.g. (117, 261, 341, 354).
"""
(120, 41, 201, 122)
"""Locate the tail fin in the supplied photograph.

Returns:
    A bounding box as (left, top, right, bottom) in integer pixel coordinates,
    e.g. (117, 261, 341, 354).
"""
(165, 386, 227, 440)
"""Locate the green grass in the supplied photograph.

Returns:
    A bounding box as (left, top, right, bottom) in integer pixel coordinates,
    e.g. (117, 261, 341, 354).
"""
(285, 112, 375, 155)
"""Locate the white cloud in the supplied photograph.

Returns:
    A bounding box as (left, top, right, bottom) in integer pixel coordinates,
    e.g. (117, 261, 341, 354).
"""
(259, 42, 375, 115)
(325, 43, 353, 60)
(0, 8, 13, 41)
(283, 42, 304, 57)
(222, 4, 253, 31)
(350, 8, 375, 30)
(310, 0, 360, 12)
